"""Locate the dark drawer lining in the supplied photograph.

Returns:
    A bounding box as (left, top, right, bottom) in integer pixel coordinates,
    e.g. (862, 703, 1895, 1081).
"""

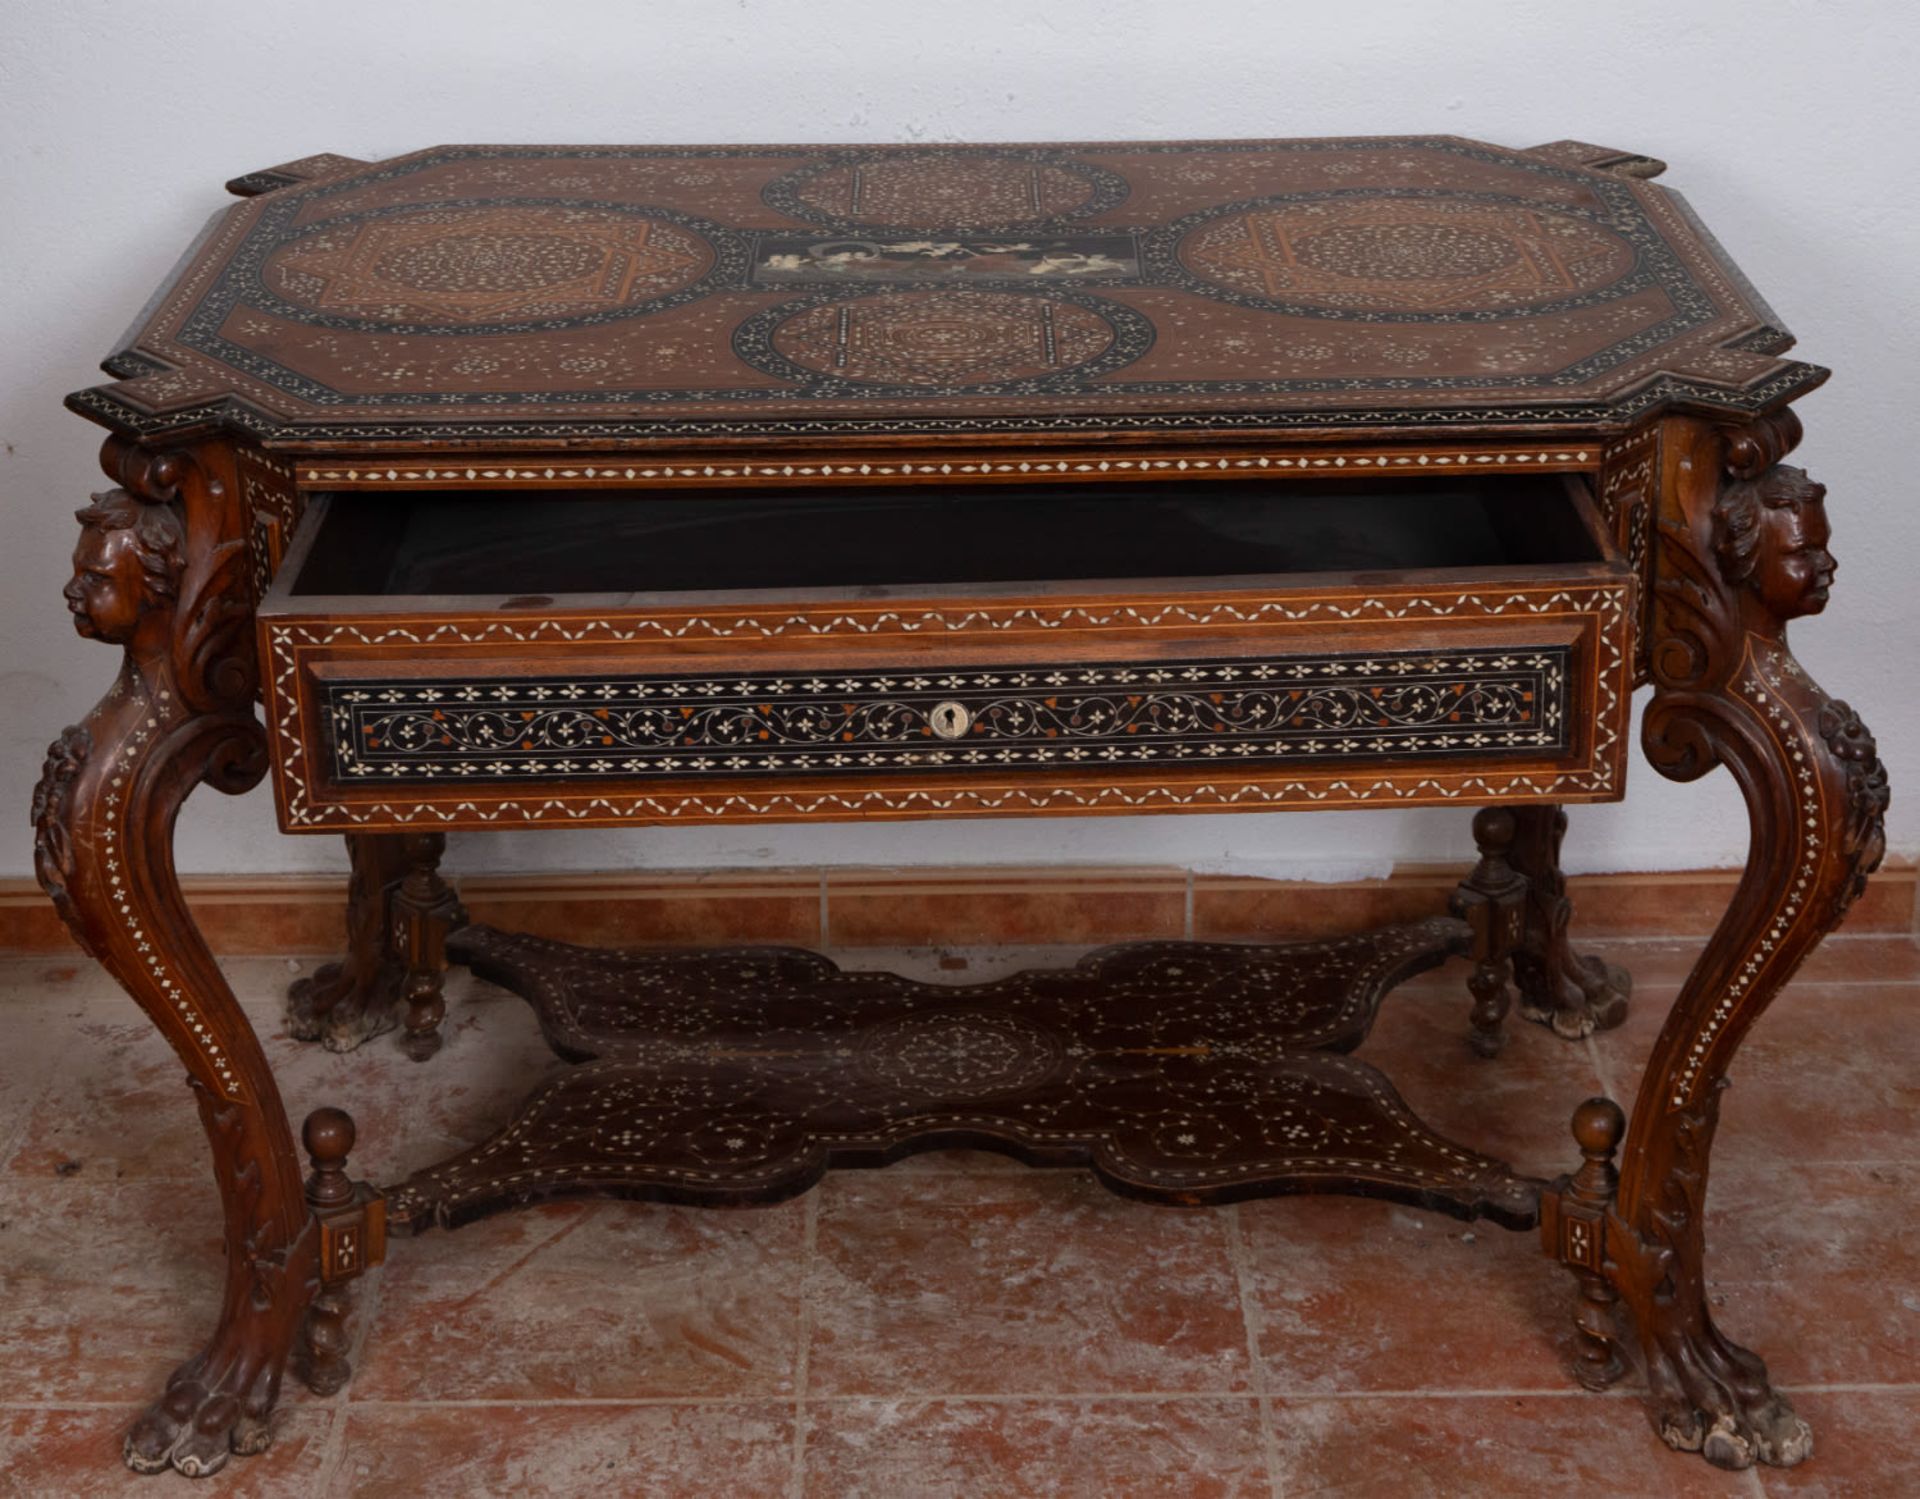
(285, 473, 1606, 601)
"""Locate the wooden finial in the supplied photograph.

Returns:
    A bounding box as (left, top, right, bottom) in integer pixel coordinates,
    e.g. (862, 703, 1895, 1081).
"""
(303, 1107, 356, 1210)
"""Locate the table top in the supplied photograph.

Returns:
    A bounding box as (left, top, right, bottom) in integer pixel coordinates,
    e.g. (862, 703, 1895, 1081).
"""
(68, 136, 1823, 449)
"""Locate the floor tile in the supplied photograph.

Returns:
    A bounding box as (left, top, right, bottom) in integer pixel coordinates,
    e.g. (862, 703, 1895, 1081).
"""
(0, 1176, 222, 1402)
(1358, 971, 1607, 1178)
(805, 1170, 1251, 1397)
(0, 1405, 333, 1498)
(0, 929, 1913, 1494)
(328, 1402, 795, 1499)
(386, 983, 565, 1176)
(1236, 1196, 1584, 1396)
(0, 1006, 66, 1170)
(355, 1198, 806, 1401)
(0, 955, 128, 1011)
(1711, 985, 1920, 1168)
(1589, 980, 1920, 1171)
(1268, 1393, 1758, 1497)
(1702, 1163, 1920, 1389)
(801, 1396, 1272, 1498)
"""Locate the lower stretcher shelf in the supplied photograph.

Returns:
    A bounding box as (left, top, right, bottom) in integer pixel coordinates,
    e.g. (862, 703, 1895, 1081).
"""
(385, 919, 1544, 1233)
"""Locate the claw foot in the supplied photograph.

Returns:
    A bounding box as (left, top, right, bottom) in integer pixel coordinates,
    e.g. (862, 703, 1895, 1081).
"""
(1661, 1397, 1813, 1470)
(1517, 950, 1630, 1040)
(286, 960, 400, 1052)
(1645, 1320, 1813, 1470)
(122, 1350, 283, 1478)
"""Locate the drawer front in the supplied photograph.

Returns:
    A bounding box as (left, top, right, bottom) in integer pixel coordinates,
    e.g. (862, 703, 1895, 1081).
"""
(260, 578, 1632, 831)
(323, 646, 1576, 784)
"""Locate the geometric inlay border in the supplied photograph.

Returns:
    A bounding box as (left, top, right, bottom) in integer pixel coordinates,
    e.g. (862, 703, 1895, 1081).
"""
(324, 646, 1570, 785)
(263, 579, 1630, 829)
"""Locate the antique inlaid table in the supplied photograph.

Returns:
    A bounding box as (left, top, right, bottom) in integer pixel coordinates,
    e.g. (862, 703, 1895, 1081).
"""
(38, 137, 1885, 1478)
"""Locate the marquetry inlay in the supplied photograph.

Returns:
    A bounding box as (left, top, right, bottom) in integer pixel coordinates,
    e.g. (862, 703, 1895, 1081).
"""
(321, 646, 1569, 786)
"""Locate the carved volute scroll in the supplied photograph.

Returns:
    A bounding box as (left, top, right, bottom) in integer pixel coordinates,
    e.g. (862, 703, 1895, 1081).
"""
(30, 438, 319, 1477)
(1592, 409, 1887, 1470)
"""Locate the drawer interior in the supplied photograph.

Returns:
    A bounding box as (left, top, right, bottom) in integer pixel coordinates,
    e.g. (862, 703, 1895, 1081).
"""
(279, 473, 1612, 603)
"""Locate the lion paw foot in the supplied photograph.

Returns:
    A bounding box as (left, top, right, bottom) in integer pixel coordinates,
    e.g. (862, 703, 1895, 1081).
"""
(287, 960, 400, 1052)
(123, 1361, 276, 1478)
(1519, 951, 1631, 1040)
(1661, 1395, 1813, 1470)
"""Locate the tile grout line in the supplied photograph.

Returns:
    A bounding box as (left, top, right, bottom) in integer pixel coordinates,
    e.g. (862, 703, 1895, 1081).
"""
(787, 1188, 819, 1499)
(0, 1385, 1779, 1413)
(1223, 1203, 1287, 1498)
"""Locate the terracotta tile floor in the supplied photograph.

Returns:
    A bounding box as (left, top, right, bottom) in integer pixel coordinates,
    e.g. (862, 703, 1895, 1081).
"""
(0, 934, 1915, 1497)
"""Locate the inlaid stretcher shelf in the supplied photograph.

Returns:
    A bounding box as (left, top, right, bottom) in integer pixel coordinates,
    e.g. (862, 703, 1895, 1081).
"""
(386, 918, 1543, 1233)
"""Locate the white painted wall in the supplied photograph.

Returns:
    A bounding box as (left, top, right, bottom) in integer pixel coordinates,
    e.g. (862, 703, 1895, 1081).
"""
(3, 0, 1915, 881)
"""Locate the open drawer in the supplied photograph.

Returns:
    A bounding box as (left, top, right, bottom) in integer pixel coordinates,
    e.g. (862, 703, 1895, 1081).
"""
(256, 473, 1634, 831)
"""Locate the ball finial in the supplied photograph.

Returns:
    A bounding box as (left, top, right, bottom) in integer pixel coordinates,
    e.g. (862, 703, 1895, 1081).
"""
(1471, 807, 1517, 848)
(1570, 1096, 1625, 1158)
(303, 1106, 356, 1167)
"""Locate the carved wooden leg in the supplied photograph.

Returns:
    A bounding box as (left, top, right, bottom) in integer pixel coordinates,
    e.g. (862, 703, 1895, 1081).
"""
(1505, 805, 1631, 1039)
(34, 442, 324, 1476)
(286, 834, 411, 1051)
(390, 832, 463, 1061)
(1450, 808, 1528, 1057)
(1541, 411, 1887, 1470)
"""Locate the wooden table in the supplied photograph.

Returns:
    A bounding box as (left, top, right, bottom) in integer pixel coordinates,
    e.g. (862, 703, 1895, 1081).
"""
(39, 137, 1884, 1479)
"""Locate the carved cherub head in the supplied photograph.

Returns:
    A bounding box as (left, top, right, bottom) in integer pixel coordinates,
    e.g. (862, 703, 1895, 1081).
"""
(64, 490, 184, 644)
(1712, 465, 1835, 619)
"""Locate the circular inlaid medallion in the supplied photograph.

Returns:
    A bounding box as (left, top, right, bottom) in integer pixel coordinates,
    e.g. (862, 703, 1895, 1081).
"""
(1174, 195, 1638, 316)
(736, 288, 1150, 391)
(258, 203, 724, 331)
(763, 150, 1129, 230)
(857, 1010, 1062, 1099)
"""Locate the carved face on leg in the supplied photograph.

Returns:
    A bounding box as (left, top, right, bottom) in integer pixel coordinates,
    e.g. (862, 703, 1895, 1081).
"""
(1712, 465, 1835, 620)
(64, 490, 184, 646)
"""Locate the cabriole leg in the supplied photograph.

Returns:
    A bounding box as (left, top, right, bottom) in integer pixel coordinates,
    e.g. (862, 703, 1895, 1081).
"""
(33, 442, 318, 1476)
(1541, 410, 1887, 1470)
